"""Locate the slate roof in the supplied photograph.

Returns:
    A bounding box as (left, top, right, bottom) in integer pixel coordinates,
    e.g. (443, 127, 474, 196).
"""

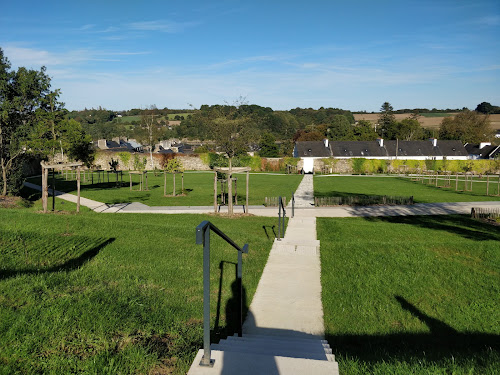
(465, 143, 500, 159)
(294, 141, 331, 157)
(296, 139, 469, 158)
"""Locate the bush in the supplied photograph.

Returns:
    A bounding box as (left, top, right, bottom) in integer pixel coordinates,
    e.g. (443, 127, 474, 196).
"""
(351, 158, 367, 174)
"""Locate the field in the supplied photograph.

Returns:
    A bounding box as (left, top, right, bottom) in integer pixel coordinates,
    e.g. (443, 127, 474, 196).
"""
(0, 207, 278, 374)
(314, 175, 500, 204)
(25, 172, 303, 207)
(354, 113, 500, 130)
(318, 215, 500, 374)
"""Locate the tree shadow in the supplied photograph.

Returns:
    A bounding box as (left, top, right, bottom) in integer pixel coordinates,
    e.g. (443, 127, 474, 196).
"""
(325, 296, 499, 369)
(315, 190, 412, 206)
(363, 215, 500, 242)
(0, 238, 114, 280)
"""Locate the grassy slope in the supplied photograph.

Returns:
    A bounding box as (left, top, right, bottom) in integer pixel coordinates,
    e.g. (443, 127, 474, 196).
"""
(26, 172, 303, 206)
(0, 208, 277, 374)
(318, 215, 500, 374)
(314, 176, 500, 204)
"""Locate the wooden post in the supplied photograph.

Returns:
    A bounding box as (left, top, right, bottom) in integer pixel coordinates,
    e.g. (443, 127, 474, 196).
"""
(456, 173, 459, 191)
(173, 172, 176, 197)
(129, 173, 132, 191)
(164, 170, 167, 196)
(246, 171, 249, 214)
(77, 167, 81, 213)
(181, 172, 184, 193)
(234, 177, 238, 205)
(42, 165, 48, 213)
(145, 171, 148, 191)
(487, 174, 490, 196)
(214, 171, 217, 213)
(228, 170, 233, 215)
(52, 168, 55, 211)
(435, 172, 438, 187)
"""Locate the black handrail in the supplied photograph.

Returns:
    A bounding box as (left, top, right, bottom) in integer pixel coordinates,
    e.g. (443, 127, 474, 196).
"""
(292, 193, 295, 218)
(278, 196, 286, 240)
(196, 220, 249, 367)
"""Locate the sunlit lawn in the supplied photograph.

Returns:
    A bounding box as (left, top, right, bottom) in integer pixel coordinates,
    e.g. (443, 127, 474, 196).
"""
(318, 215, 500, 374)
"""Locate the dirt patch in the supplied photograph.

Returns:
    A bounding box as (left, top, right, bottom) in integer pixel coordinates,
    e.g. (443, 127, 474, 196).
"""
(0, 196, 30, 208)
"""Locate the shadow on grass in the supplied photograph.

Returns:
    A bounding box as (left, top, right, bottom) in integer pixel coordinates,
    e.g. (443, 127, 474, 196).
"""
(325, 296, 499, 369)
(211, 261, 248, 343)
(363, 215, 500, 241)
(0, 238, 114, 280)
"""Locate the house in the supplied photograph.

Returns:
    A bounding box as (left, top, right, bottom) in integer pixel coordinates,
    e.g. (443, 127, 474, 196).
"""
(96, 138, 143, 152)
(465, 142, 500, 159)
(294, 138, 469, 173)
(293, 139, 331, 173)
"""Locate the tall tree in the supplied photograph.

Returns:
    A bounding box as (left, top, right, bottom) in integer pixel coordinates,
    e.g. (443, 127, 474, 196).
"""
(439, 110, 492, 143)
(378, 102, 396, 138)
(140, 105, 160, 168)
(0, 48, 92, 195)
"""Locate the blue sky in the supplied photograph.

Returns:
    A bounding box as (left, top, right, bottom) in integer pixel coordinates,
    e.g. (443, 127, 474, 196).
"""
(1, 0, 499, 111)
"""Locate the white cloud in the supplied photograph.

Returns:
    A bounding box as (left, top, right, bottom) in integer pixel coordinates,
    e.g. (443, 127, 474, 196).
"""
(127, 20, 198, 33)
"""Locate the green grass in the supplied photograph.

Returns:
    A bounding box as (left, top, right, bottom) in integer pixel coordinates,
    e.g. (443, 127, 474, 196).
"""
(314, 175, 500, 204)
(26, 172, 303, 206)
(0, 206, 277, 374)
(318, 215, 500, 374)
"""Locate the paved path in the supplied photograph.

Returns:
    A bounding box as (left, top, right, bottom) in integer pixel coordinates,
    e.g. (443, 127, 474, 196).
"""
(23, 181, 500, 217)
(289, 174, 314, 207)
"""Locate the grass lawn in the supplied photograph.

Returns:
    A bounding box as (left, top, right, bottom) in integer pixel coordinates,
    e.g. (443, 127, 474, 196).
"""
(26, 172, 303, 207)
(315, 175, 500, 204)
(318, 215, 500, 374)
(0, 204, 277, 374)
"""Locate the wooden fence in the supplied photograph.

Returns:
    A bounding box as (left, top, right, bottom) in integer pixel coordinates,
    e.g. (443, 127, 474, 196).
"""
(471, 207, 500, 220)
(314, 195, 414, 207)
(264, 197, 287, 207)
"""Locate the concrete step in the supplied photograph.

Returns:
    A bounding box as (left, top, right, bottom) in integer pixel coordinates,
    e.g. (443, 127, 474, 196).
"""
(188, 349, 339, 375)
(212, 342, 332, 362)
(238, 333, 326, 343)
(223, 336, 331, 354)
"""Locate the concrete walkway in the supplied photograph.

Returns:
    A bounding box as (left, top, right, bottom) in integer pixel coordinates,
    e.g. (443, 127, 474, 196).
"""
(188, 175, 338, 374)
(289, 174, 315, 207)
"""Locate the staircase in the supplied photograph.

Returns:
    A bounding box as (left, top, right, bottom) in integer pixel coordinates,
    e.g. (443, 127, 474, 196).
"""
(188, 175, 339, 374)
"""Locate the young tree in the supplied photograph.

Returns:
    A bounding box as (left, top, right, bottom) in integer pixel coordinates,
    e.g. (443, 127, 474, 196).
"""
(209, 103, 251, 215)
(140, 105, 158, 169)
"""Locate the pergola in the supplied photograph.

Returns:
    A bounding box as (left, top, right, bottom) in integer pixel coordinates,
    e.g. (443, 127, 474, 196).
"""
(40, 161, 83, 213)
(213, 167, 250, 214)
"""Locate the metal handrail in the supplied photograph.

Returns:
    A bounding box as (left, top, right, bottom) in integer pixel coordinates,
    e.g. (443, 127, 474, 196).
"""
(196, 220, 249, 367)
(278, 196, 286, 240)
(292, 193, 295, 218)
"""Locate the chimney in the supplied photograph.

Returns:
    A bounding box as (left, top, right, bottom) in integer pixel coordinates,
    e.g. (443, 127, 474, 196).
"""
(97, 139, 107, 149)
(479, 142, 491, 149)
(430, 138, 437, 147)
(377, 138, 384, 147)
(324, 138, 329, 148)
(112, 137, 120, 144)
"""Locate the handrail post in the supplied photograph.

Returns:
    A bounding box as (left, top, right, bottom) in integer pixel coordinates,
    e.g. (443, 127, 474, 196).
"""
(200, 226, 214, 367)
(282, 198, 286, 237)
(292, 193, 295, 218)
(278, 196, 282, 241)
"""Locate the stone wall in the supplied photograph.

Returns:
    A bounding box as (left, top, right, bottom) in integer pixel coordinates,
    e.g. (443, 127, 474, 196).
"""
(93, 151, 210, 171)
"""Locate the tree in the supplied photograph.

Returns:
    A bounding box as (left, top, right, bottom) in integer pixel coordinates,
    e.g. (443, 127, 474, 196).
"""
(327, 114, 353, 140)
(378, 102, 396, 137)
(475, 102, 494, 114)
(209, 103, 251, 215)
(141, 105, 160, 169)
(439, 110, 493, 143)
(353, 120, 378, 141)
(259, 133, 279, 157)
(0, 48, 94, 195)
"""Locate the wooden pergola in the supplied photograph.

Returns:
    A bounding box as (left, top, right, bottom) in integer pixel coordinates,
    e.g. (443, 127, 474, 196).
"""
(41, 161, 83, 213)
(214, 167, 250, 214)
